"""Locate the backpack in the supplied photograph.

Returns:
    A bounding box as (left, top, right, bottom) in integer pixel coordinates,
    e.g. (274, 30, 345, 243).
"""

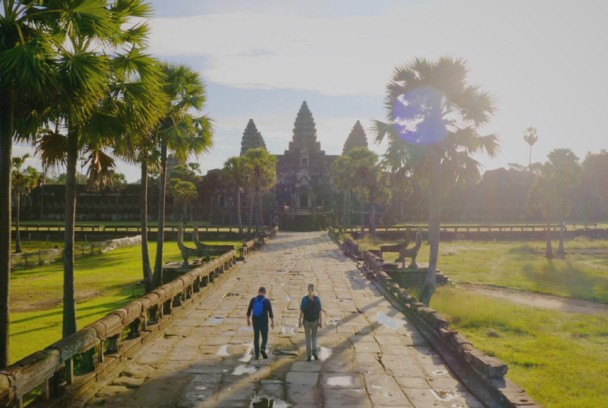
(303, 296, 320, 322)
(252, 297, 265, 317)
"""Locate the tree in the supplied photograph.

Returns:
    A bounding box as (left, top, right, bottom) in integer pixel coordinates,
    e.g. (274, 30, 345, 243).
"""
(223, 156, 247, 237)
(527, 149, 580, 258)
(0, 0, 119, 368)
(242, 148, 277, 235)
(579, 150, 608, 222)
(110, 50, 168, 293)
(332, 147, 386, 237)
(331, 154, 354, 226)
(168, 179, 198, 222)
(523, 127, 539, 169)
(374, 57, 497, 305)
(35, 0, 159, 339)
(169, 164, 201, 221)
(11, 154, 40, 253)
(152, 64, 213, 289)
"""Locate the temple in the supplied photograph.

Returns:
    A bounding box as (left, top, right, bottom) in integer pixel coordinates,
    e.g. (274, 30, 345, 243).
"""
(275, 101, 337, 210)
(17, 101, 368, 230)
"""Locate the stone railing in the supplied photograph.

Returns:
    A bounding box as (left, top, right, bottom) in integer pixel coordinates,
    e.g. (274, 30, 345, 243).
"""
(10, 236, 142, 269)
(359, 250, 538, 408)
(0, 239, 264, 408)
(333, 230, 538, 407)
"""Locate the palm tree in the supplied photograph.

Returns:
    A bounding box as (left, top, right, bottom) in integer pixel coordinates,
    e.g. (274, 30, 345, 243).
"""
(349, 148, 376, 236)
(110, 52, 168, 293)
(36, 0, 157, 338)
(242, 148, 277, 235)
(331, 154, 353, 226)
(152, 64, 213, 289)
(11, 154, 40, 253)
(527, 149, 580, 258)
(523, 127, 539, 168)
(223, 156, 247, 237)
(374, 57, 497, 305)
(0, 0, 117, 368)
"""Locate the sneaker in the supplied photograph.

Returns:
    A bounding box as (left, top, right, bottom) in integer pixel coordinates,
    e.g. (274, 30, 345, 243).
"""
(261, 351, 268, 359)
(306, 356, 312, 362)
(255, 354, 260, 360)
(312, 352, 319, 360)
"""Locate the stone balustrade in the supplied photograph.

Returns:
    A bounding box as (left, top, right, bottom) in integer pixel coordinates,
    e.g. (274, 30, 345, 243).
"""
(337, 233, 538, 407)
(0, 238, 263, 408)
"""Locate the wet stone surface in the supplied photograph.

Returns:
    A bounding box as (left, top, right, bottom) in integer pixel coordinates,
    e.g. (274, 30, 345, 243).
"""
(77, 232, 483, 407)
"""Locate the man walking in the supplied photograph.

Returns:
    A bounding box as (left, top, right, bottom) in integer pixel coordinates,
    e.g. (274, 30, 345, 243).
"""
(299, 283, 323, 361)
(247, 287, 274, 359)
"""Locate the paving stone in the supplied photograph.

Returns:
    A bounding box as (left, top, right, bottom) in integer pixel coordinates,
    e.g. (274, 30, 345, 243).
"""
(79, 232, 484, 408)
(321, 388, 371, 408)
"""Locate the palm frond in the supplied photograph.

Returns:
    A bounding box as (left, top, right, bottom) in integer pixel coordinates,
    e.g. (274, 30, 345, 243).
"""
(36, 129, 67, 168)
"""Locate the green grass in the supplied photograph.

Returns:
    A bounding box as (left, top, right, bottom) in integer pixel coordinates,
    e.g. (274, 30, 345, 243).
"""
(354, 234, 608, 406)
(9, 243, 185, 363)
(431, 287, 608, 408)
(359, 236, 608, 303)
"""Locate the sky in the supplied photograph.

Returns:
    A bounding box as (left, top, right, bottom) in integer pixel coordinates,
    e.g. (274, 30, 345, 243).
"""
(15, 0, 608, 181)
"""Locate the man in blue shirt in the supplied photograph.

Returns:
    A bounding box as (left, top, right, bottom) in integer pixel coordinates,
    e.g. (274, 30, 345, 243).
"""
(299, 283, 323, 361)
(247, 287, 274, 359)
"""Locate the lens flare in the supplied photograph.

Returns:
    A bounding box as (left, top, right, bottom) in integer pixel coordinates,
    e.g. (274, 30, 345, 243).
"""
(393, 86, 448, 145)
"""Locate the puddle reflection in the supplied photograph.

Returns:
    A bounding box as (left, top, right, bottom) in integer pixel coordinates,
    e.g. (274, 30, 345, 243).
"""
(217, 345, 230, 356)
(233, 364, 257, 376)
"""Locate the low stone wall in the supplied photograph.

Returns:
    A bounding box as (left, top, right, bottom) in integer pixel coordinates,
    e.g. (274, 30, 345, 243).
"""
(335, 224, 608, 241)
(10, 235, 142, 269)
(335, 233, 539, 407)
(0, 238, 266, 408)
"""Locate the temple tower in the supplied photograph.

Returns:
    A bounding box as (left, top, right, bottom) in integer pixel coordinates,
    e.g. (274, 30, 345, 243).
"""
(240, 119, 267, 155)
(342, 120, 368, 154)
(276, 101, 332, 210)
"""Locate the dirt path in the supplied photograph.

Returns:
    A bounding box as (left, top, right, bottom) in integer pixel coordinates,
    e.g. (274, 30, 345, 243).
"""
(458, 283, 608, 316)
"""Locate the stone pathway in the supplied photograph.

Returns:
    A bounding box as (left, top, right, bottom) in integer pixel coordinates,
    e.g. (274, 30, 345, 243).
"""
(80, 232, 485, 408)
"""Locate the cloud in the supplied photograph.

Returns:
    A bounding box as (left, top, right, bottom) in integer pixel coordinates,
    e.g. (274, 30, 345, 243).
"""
(144, 0, 608, 174)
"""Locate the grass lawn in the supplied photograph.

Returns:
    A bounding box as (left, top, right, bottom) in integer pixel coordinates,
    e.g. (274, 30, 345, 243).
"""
(9, 239, 240, 364)
(358, 236, 608, 303)
(431, 287, 608, 408)
(354, 234, 608, 406)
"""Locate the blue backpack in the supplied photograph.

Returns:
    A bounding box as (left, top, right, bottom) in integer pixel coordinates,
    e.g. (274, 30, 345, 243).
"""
(252, 297, 265, 317)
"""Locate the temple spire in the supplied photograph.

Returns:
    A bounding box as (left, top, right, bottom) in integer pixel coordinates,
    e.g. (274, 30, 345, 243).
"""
(288, 101, 322, 153)
(240, 119, 267, 156)
(342, 120, 368, 154)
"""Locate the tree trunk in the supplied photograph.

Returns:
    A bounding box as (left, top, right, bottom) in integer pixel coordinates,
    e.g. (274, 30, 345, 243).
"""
(236, 188, 243, 238)
(248, 189, 255, 238)
(421, 154, 442, 306)
(557, 221, 566, 258)
(153, 140, 168, 288)
(0, 88, 14, 367)
(15, 191, 22, 253)
(360, 195, 365, 236)
(342, 190, 348, 226)
(370, 186, 377, 239)
(545, 222, 554, 258)
(63, 129, 78, 337)
(140, 160, 152, 293)
(258, 189, 264, 232)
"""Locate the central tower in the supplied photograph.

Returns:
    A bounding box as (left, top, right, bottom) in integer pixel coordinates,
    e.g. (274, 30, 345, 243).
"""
(276, 101, 331, 210)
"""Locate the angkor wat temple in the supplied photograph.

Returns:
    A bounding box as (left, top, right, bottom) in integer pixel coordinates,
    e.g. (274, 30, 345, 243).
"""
(18, 101, 369, 230)
(206, 101, 368, 230)
(15, 101, 557, 228)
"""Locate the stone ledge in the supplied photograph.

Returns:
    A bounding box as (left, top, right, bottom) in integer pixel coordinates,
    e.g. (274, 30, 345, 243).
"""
(332, 232, 540, 407)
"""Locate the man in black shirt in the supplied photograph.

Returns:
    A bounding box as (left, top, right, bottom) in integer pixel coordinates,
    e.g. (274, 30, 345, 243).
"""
(246, 287, 274, 359)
